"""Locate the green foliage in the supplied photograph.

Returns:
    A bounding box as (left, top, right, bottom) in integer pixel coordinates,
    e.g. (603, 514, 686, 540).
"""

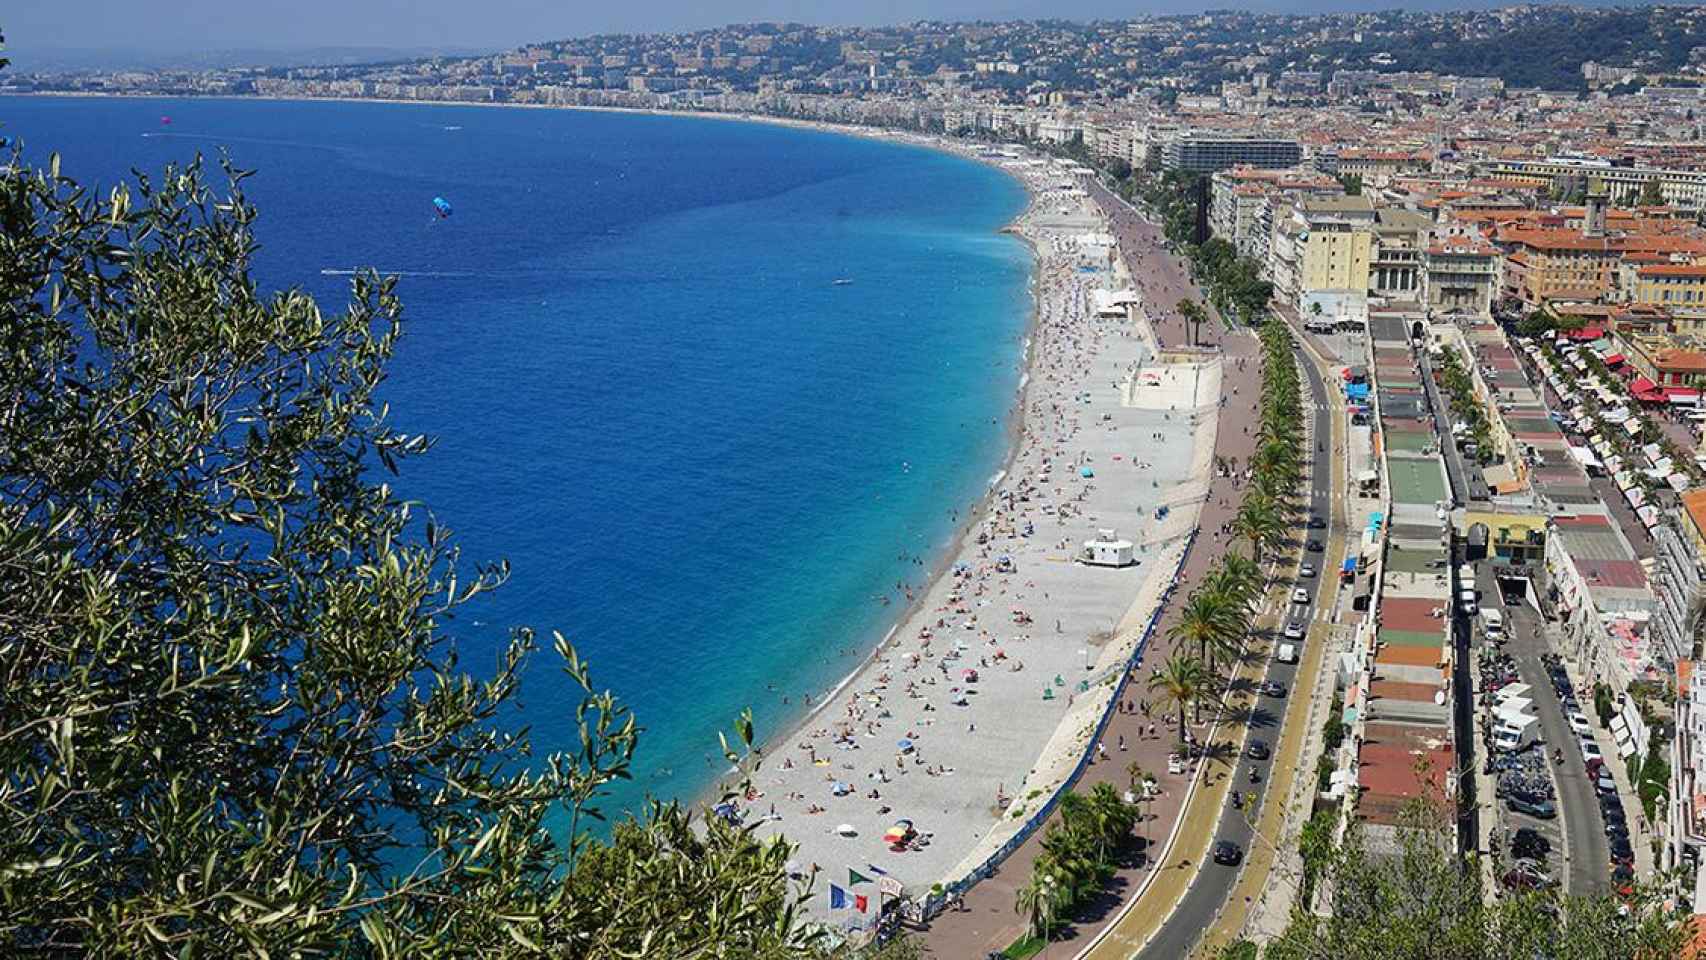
(1296, 807, 1339, 905)
(1436, 342, 1496, 465)
(1265, 810, 1688, 960)
(0, 153, 856, 957)
(1016, 782, 1139, 940)
(1338, 173, 1363, 196)
(1639, 177, 1665, 207)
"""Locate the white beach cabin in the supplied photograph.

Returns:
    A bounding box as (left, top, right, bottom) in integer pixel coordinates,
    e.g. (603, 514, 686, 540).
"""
(1080, 529, 1135, 568)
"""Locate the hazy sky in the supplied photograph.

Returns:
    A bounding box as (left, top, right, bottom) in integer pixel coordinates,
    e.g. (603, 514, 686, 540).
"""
(5, 0, 1514, 56)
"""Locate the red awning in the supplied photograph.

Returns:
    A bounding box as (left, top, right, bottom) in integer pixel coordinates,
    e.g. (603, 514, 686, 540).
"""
(1567, 326, 1605, 342)
(1604, 353, 1625, 365)
(1631, 376, 1657, 393)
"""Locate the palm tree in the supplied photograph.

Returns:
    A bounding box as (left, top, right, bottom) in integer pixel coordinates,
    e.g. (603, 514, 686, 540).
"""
(1168, 589, 1240, 673)
(1014, 868, 1065, 940)
(1148, 654, 1208, 743)
(1220, 552, 1264, 604)
(1231, 493, 1286, 561)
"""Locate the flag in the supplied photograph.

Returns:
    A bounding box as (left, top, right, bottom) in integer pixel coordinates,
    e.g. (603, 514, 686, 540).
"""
(855, 893, 869, 914)
(849, 867, 873, 886)
(878, 876, 905, 899)
(829, 884, 848, 911)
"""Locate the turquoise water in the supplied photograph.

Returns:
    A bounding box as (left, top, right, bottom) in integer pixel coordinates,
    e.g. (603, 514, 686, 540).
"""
(3, 96, 1031, 816)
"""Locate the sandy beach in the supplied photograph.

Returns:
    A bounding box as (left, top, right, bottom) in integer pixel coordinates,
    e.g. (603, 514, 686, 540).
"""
(733, 156, 1219, 918)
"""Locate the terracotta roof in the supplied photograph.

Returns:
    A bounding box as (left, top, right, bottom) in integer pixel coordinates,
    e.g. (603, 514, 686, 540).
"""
(1682, 489, 1706, 542)
(1638, 264, 1706, 278)
(1656, 349, 1706, 373)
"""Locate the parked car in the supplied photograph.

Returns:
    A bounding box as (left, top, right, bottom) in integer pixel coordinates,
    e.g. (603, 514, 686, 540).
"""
(1168, 754, 1186, 775)
(1609, 835, 1635, 865)
(1292, 587, 1311, 605)
(1511, 827, 1551, 860)
(1306, 539, 1325, 552)
(1501, 862, 1554, 891)
(1247, 739, 1271, 761)
(1568, 712, 1593, 736)
(1581, 738, 1603, 763)
(1506, 796, 1557, 819)
(1213, 841, 1244, 866)
(1283, 622, 1305, 640)
(1307, 516, 1327, 529)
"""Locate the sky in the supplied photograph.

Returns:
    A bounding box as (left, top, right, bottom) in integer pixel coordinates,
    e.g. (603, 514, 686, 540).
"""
(5, 0, 1627, 58)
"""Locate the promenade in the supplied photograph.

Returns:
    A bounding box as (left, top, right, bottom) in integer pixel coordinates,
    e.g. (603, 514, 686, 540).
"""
(920, 181, 1265, 957)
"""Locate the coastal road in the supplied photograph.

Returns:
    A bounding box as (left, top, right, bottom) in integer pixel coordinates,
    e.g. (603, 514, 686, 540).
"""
(1123, 330, 1336, 960)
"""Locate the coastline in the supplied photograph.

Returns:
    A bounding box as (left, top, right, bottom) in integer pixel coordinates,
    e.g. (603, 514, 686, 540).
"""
(14, 91, 1046, 820)
(22, 91, 1195, 913)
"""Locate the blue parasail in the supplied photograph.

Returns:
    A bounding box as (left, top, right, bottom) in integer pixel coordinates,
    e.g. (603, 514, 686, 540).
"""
(432, 196, 452, 218)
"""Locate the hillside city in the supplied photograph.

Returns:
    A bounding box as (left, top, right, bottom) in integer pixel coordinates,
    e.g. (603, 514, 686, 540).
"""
(25, 3, 1706, 955)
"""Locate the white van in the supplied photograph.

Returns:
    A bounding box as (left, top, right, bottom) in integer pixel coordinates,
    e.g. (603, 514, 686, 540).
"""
(1481, 608, 1504, 640)
(1276, 643, 1298, 664)
(1458, 589, 1479, 615)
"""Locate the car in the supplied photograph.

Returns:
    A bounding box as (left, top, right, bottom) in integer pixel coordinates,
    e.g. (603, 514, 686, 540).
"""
(1568, 712, 1593, 736)
(1306, 539, 1325, 552)
(1595, 770, 1618, 795)
(1299, 563, 1317, 578)
(1292, 587, 1311, 605)
(1609, 835, 1634, 865)
(1283, 622, 1305, 640)
(1247, 739, 1271, 760)
(1262, 680, 1288, 698)
(1506, 796, 1557, 819)
(1168, 754, 1186, 775)
(1605, 823, 1629, 843)
(1581, 738, 1603, 763)
(1213, 841, 1244, 866)
(1307, 516, 1327, 529)
(1511, 828, 1551, 860)
(1501, 863, 1553, 891)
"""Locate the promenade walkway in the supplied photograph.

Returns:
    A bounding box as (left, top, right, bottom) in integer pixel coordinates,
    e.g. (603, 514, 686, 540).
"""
(919, 181, 1263, 957)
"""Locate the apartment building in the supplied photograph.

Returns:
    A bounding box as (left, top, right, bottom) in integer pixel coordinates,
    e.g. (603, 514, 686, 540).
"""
(1160, 130, 1303, 173)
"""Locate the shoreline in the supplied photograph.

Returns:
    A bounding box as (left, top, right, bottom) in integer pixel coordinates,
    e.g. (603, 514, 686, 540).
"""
(22, 91, 1179, 909)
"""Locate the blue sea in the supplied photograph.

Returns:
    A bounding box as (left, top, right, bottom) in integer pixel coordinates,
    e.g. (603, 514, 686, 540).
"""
(3, 96, 1031, 818)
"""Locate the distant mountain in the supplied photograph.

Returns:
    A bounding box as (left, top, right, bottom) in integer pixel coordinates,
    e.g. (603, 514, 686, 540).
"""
(11, 45, 492, 75)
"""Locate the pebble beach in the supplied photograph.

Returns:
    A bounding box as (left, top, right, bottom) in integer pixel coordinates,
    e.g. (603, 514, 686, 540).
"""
(736, 154, 1221, 916)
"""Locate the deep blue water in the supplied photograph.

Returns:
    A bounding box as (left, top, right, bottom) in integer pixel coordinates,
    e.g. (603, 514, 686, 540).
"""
(3, 96, 1030, 817)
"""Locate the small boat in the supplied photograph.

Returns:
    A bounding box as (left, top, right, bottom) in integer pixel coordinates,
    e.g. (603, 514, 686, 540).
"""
(832, 278, 854, 286)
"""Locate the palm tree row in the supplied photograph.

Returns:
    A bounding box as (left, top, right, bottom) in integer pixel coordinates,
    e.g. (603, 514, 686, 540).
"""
(1151, 320, 1308, 746)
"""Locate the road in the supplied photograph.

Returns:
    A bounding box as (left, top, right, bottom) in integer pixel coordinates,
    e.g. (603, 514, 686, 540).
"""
(1130, 333, 1336, 960)
(1494, 587, 1611, 895)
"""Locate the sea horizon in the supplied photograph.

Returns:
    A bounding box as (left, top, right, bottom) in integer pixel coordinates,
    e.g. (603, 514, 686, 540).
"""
(2, 95, 1035, 820)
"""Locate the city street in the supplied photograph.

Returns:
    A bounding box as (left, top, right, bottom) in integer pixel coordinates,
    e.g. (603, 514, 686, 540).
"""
(1127, 329, 1337, 960)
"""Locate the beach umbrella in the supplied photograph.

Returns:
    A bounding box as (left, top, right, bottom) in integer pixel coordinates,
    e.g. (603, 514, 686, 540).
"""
(896, 738, 914, 751)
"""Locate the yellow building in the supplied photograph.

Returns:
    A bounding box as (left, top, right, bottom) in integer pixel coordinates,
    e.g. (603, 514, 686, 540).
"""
(1461, 510, 1548, 566)
(1634, 263, 1706, 320)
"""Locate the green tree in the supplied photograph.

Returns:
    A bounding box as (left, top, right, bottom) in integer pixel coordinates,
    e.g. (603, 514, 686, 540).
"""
(0, 154, 846, 956)
(1169, 589, 1242, 674)
(1639, 176, 1666, 206)
(1148, 654, 1209, 742)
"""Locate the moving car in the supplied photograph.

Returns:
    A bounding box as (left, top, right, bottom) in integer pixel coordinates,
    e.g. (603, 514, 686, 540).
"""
(1299, 563, 1317, 578)
(1213, 841, 1243, 866)
(1261, 680, 1288, 698)
(1167, 754, 1186, 775)
(1307, 516, 1326, 529)
(1247, 739, 1270, 761)
(1306, 539, 1324, 552)
(1292, 587, 1311, 605)
(1283, 622, 1305, 640)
